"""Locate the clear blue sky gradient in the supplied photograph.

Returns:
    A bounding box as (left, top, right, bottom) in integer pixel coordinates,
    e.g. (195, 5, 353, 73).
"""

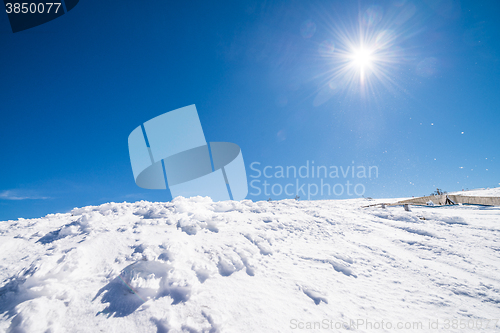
(1, 0, 499, 220)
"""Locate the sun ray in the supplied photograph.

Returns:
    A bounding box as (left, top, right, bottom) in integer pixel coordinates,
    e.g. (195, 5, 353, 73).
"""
(308, 4, 421, 106)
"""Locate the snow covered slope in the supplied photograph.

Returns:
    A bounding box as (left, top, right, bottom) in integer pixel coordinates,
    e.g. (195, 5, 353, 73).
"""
(1, 196, 500, 332)
(450, 187, 500, 197)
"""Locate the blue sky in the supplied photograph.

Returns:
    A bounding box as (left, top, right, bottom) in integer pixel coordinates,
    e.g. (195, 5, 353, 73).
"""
(1, 0, 499, 220)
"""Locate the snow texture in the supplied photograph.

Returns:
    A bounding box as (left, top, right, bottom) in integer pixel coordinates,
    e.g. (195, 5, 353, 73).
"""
(1, 194, 500, 332)
(451, 187, 500, 197)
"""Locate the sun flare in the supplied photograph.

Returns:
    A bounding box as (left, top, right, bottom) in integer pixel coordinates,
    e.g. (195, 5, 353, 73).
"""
(316, 17, 403, 96)
(351, 48, 373, 69)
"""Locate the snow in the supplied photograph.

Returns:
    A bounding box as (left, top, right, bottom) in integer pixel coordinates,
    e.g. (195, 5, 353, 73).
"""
(451, 187, 500, 197)
(1, 193, 500, 332)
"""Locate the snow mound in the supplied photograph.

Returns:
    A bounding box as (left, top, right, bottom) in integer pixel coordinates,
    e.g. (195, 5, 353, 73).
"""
(1, 197, 500, 332)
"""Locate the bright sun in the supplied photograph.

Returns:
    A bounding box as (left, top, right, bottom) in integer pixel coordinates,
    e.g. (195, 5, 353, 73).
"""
(347, 47, 375, 83)
(351, 48, 373, 69)
(319, 18, 401, 94)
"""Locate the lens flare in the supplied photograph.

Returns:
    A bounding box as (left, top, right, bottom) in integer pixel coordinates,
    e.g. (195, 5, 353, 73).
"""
(312, 6, 410, 100)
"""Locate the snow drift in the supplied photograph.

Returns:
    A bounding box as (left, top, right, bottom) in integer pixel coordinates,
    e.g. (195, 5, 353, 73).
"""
(1, 196, 500, 332)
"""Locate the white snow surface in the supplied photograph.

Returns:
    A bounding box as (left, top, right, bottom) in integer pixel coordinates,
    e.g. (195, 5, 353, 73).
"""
(1, 195, 500, 332)
(450, 187, 500, 197)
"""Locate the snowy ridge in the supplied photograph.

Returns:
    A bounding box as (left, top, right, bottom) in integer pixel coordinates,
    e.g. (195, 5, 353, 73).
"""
(450, 187, 500, 197)
(1, 196, 500, 332)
